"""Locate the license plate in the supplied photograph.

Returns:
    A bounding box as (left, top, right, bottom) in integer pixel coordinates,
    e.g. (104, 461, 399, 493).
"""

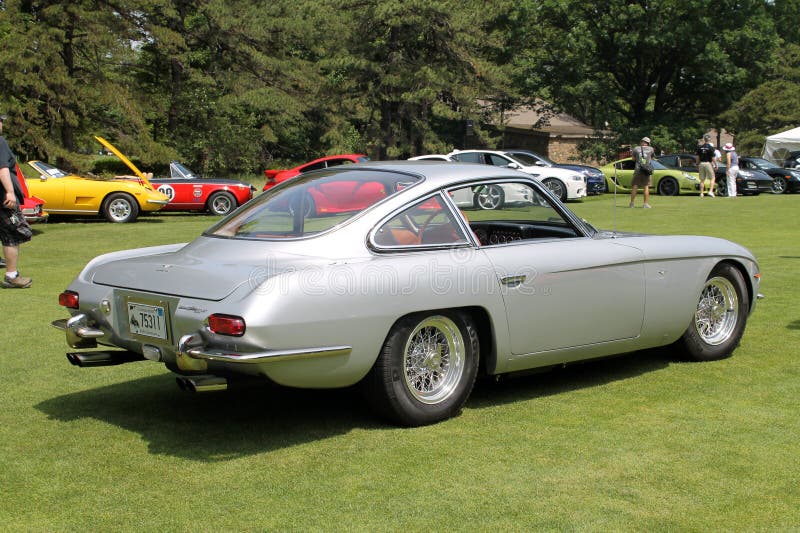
(127, 302, 167, 339)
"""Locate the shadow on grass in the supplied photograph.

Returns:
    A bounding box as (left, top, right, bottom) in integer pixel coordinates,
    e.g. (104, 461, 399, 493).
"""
(36, 348, 673, 461)
(44, 214, 167, 224)
(36, 374, 379, 461)
(468, 347, 673, 408)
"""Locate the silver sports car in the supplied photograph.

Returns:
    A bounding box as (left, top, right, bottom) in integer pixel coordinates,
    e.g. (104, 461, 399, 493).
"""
(53, 162, 762, 426)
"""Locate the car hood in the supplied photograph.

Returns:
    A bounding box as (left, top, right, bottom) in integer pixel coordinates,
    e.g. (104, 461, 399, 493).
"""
(90, 237, 328, 300)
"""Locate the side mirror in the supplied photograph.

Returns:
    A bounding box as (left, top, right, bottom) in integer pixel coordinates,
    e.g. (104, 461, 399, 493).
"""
(39, 174, 48, 181)
(535, 161, 547, 167)
(507, 162, 521, 169)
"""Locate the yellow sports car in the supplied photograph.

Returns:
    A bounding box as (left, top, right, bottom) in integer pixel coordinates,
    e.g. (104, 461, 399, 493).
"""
(26, 161, 169, 223)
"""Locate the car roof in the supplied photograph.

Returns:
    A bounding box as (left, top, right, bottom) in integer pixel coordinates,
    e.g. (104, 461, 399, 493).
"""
(342, 160, 529, 189)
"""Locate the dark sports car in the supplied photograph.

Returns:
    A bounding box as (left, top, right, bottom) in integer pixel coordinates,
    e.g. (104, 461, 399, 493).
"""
(715, 166, 773, 196)
(504, 149, 607, 194)
(656, 153, 773, 196)
(738, 156, 800, 194)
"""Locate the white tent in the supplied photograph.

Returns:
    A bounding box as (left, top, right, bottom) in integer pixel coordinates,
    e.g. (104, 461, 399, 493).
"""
(762, 127, 800, 165)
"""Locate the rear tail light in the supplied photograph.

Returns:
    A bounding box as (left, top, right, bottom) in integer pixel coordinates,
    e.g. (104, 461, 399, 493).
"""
(59, 290, 79, 309)
(207, 314, 246, 336)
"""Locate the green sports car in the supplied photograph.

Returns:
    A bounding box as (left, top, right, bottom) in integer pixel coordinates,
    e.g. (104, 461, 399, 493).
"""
(600, 157, 704, 196)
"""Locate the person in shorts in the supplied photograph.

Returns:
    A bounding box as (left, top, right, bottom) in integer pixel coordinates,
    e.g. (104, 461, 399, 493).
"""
(0, 114, 33, 288)
(696, 133, 717, 197)
(630, 136, 654, 208)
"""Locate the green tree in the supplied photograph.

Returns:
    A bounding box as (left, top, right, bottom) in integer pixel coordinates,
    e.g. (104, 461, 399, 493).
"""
(0, 0, 148, 166)
(509, 0, 780, 154)
(720, 43, 800, 154)
(322, 0, 508, 159)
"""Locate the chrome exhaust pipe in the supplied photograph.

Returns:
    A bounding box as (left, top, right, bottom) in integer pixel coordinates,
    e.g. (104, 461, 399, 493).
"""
(66, 350, 144, 367)
(176, 375, 228, 393)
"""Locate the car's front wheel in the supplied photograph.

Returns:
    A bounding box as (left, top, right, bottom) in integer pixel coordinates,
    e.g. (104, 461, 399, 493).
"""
(657, 176, 679, 196)
(543, 178, 567, 201)
(677, 263, 749, 361)
(102, 193, 139, 223)
(771, 176, 787, 194)
(207, 191, 237, 215)
(364, 312, 479, 426)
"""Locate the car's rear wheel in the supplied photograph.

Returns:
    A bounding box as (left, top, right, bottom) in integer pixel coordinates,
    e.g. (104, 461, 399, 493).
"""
(364, 312, 479, 426)
(771, 176, 787, 194)
(543, 178, 567, 201)
(288, 193, 315, 217)
(657, 176, 679, 196)
(677, 263, 749, 361)
(102, 193, 139, 223)
(207, 191, 237, 215)
(716, 180, 727, 196)
(474, 185, 504, 210)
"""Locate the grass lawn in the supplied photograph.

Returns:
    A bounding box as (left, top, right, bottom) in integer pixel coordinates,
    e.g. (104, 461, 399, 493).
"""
(1, 192, 799, 530)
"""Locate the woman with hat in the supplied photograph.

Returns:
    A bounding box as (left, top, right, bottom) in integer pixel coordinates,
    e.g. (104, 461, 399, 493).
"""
(723, 143, 738, 197)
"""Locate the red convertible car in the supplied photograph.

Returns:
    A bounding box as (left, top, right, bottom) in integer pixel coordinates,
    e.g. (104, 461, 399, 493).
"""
(149, 161, 256, 216)
(263, 154, 369, 191)
(16, 163, 48, 223)
(97, 136, 255, 216)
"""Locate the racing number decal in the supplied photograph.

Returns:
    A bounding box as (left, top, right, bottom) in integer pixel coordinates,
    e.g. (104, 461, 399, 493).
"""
(158, 184, 175, 201)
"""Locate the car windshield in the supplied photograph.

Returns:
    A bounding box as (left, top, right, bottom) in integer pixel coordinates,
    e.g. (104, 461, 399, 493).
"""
(33, 162, 69, 178)
(206, 168, 421, 239)
(170, 162, 198, 179)
(747, 158, 779, 169)
(651, 160, 669, 170)
(507, 151, 553, 166)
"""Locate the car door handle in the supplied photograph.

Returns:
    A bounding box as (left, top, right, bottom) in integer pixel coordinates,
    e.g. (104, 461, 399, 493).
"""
(500, 275, 527, 286)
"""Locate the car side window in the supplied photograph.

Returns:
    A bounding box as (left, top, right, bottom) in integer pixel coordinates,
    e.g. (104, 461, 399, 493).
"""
(487, 154, 511, 167)
(302, 161, 327, 172)
(373, 195, 468, 248)
(618, 160, 635, 171)
(447, 181, 580, 245)
(325, 159, 354, 168)
(453, 152, 482, 164)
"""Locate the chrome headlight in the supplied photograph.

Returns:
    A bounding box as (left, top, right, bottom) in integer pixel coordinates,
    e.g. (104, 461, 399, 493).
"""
(739, 170, 754, 177)
(570, 173, 584, 182)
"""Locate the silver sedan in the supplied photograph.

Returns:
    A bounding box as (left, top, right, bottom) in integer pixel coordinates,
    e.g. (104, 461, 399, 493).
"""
(53, 161, 761, 426)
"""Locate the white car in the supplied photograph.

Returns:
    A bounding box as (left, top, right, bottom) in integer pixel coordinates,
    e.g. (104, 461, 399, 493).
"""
(407, 154, 453, 161)
(408, 154, 534, 209)
(448, 149, 587, 201)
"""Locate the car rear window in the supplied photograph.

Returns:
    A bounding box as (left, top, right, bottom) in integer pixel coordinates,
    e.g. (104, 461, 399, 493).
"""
(206, 168, 420, 239)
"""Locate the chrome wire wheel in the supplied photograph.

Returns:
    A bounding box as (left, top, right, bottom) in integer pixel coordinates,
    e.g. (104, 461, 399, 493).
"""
(694, 276, 739, 345)
(403, 315, 466, 404)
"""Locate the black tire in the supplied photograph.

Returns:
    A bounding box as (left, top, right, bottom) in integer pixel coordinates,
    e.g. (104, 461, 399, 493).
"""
(364, 311, 480, 426)
(677, 263, 749, 362)
(543, 178, 567, 201)
(716, 179, 727, 196)
(207, 191, 237, 215)
(474, 185, 504, 210)
(657, 176, 679, 196)
(102, 193, 139, 223)
(770, 177, 787, 194)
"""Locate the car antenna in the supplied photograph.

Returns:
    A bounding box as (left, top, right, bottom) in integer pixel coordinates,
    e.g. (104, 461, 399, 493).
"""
(612, 165, 618, 234)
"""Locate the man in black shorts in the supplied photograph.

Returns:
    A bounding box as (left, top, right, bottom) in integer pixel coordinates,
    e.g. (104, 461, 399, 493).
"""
(0, 114, 33, 288)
